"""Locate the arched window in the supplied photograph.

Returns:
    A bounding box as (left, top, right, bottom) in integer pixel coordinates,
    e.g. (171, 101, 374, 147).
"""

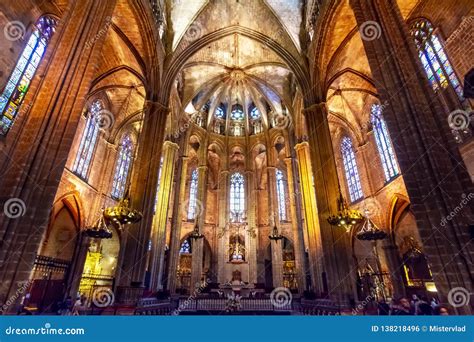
(250, 106, 260, 120)
(179, 239, 191, 254)
(276, 169, 287, 221)
(371, 104, 399, 181)
(72, 101, 102, 179)
(230, 172, 245, 214)
(187, 169, 199, 220)
(215, 105, 225, 119)
(341, 136, 363, 202)
(410, 19, 463, 100)
(111, 134, 134, 199)
(0, 16, 57, 135)
(230, 105, 244, 121)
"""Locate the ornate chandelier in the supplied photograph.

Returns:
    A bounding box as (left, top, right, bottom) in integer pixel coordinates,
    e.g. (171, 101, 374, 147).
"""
(356, 213, 388, 241)
(189, 221, 204, 240)
(327, 192, 363, 232)
(269, 225, 283, 241)
(84, 213, 113, 239)
(103, 196, 142, 227)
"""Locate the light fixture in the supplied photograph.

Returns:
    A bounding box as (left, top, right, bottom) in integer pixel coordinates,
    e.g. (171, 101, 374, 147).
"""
(103, 195, 142, 227)
(356, 213, 388, 241)
(269, 225, 283, 241)
(327, 191, 363, 232)
(84, 213, 113, 239)
(189, 222, 204, 240)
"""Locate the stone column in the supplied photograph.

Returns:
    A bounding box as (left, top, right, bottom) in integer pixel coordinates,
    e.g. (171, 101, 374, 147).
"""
(166, 156, 189, 294)
(267, 166, 283, 288)
(298, 102, 357, 305)
(217, 170, 229, 284)
(118, 102, 169, 290)
(245, 170, 258, 285)
(349, 0, 474, 314)
(284, 157, 306, 293)
(190, 165, 208, 289)
(149, 140, 179, 292)
(294, 141, 324, 295)
(0, 0, 117, 309)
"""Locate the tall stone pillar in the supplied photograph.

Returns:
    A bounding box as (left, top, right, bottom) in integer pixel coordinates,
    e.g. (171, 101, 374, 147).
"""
(349, 0, 474, 314)
(0, 0, 117, 309)
(118, 102, 169, 290)
(167, 156, 189, 294)
(217, 170, 229, 284)
(149, 140, 179, 291)
(284, 157, 307, 293)
(267, 166, 283, 288)
(297, 103, 357, 305)
(245, 170, 258, 285)
(190, 165, 208, 289)
(294, 141, 324, 295)
(382, 244, 406, 298)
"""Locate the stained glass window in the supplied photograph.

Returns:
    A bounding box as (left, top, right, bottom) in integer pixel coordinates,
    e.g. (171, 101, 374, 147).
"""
(341, 136, 363, 202)
(276, 169, 287, 221)
(111, 134, 134, 199)
(187, 169, 199, 220)
(72, 101, 102, 179)
(0, 16, 57, 135)
(179, 239, 191, 254)
(230, 172, 245, 214)
(250, 106, 260, 120)
(371, 104, 399, 181)
(230, 105, 244, 121)
(215, 105, 225, 119)
(410, 19, 464, 100)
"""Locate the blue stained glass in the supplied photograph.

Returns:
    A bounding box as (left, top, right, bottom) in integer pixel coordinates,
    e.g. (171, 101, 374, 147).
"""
(371, 105, 399, 182)
(179, 240, 191, 254)
(111, 134, 134, 199)
(276, 169, 287, 221)
(72, 101, 102, 179)
(187, 169, 199, 220)
(341, 137, 363, 202)
(410, 19, 464, 102)
(230, 172, 245, 214)
(231, 106, 244, 120)
(0, 16, 56, 135)
(215, 106, 225, 119)
(250, 106, 260, 120)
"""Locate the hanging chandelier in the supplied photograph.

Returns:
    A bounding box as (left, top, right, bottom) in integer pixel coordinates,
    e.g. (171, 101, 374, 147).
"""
(189, 222, 204, 240)
(327, 192, 363, 232)
(84, 213, 113, 239)
(103, 196, 142, 227)
(269, 225, 283, 241)
(356, 213, 388, 241)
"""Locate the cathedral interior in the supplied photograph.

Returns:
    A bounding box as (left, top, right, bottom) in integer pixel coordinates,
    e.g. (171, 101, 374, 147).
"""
(0, 0, 473, 316)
